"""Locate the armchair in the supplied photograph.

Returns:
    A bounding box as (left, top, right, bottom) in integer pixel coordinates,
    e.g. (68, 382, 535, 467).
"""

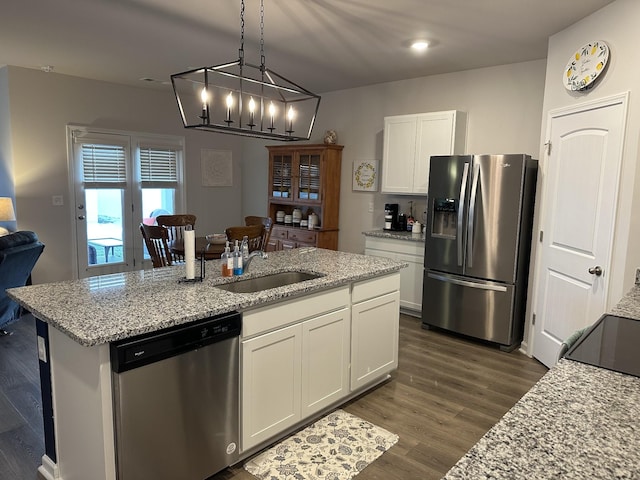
(0, 231, 45, 335)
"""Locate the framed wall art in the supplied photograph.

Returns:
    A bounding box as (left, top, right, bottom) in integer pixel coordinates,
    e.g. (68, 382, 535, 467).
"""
(352, 159, 378, 192)
(201, 149, 233, 187)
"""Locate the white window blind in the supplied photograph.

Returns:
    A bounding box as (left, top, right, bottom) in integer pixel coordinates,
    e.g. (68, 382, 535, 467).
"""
(82, 144, 127, 187)
(140, 146, 179, 188)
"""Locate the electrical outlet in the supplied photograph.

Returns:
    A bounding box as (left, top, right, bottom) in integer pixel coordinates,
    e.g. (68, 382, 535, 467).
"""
(52, 195, 64, 206)
(368, 202, 374, 213)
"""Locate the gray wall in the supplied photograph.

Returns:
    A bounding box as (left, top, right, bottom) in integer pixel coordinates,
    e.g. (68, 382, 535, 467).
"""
(0, 68, 17, 232)
(242, 59, 547, 254)
(2, 66, 245, 283)
(535, 0, 640, 318)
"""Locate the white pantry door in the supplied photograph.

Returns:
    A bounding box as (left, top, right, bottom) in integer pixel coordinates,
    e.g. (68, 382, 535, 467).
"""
(533, 94, 628, 368)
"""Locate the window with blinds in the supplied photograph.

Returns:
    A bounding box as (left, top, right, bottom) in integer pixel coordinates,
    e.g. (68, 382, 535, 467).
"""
(82, 144, 127, 186)
(139, 146, 178, 187)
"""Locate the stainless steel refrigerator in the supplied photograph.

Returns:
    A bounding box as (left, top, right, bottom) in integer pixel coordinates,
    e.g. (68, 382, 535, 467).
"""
(422, 154, 537, 351)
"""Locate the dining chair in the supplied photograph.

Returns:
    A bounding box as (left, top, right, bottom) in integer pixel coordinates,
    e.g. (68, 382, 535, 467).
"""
(244, 216, 274, 251)
(155, 214, 196, 262)
(140, 224, 173, 268)
(225, 224, 265, 252)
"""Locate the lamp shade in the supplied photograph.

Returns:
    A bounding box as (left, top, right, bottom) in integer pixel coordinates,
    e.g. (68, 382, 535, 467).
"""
(0, 197, 16, 222)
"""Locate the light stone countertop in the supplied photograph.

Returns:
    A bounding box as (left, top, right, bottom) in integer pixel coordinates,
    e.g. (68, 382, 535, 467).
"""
(8, 248, 405, 347)
(362, 229, 425, 242)
(442, 284, 640, 480)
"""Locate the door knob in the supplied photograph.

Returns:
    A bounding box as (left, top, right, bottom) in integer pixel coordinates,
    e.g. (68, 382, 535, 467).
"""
(78, 215, 86, 220)
(588, 266, 603, 276)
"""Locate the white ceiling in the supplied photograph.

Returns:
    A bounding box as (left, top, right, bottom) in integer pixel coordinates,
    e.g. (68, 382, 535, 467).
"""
(1, 0, 614, 94)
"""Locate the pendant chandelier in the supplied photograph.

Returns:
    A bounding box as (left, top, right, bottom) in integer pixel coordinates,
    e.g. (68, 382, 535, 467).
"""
(171, 0, 320, 141)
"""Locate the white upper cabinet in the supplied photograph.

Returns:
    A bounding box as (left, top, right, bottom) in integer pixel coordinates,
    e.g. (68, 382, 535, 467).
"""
(382, 110, 466, 195)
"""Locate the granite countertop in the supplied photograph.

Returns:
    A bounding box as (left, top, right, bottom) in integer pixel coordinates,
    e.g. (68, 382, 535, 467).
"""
(362, 229, 425, 242)
(8, 248, 404, 347)
(443, 283, 640, 479)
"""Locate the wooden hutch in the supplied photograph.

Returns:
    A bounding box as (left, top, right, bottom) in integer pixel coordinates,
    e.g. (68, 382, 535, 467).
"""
(266, 144, 343, 251)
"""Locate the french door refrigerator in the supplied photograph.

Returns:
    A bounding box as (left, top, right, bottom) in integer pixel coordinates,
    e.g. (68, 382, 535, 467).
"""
(422, 154, 537, 351)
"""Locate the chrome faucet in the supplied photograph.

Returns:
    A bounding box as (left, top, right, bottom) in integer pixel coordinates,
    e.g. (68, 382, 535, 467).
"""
(244, 250, 268, 271)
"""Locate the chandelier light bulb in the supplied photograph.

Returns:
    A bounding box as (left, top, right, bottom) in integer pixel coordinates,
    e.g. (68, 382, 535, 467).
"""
(225, 92, 234, 124)
(248, 97, 256, 127)
(268, 102, 276, 131)
(287, 105, 295, 134)
(200, 87, 209, 121)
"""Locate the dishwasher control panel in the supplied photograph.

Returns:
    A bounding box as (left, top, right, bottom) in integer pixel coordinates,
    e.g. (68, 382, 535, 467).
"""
(110, 311, 241, 373)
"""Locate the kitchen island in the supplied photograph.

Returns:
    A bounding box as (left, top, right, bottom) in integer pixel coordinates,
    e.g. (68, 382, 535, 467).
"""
(8, 248, 405, 480)
(443, 281, 640, 479)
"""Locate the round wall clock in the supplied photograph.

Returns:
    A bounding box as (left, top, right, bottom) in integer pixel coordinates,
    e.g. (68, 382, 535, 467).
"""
(564, 40, 609, 91)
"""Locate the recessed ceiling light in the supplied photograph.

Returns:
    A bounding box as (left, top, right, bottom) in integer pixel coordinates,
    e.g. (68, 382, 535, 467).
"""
(410, 40, 430, 52)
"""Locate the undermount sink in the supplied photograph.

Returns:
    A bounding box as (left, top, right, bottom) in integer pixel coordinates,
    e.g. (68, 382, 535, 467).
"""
(214, 271, 324, 294)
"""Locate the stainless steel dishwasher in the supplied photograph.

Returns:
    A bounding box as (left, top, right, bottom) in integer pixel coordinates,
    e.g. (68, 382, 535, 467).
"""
(110, 311, 241, 480)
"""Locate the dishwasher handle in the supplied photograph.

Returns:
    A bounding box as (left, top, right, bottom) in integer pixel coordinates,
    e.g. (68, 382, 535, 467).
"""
(111, 311, 241, 373)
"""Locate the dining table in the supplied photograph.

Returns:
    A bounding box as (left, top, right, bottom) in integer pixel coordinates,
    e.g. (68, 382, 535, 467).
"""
(169, 236, 225, 261)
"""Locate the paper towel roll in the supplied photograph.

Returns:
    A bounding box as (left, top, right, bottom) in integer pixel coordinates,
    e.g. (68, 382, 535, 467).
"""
(184, 227, 196, 279)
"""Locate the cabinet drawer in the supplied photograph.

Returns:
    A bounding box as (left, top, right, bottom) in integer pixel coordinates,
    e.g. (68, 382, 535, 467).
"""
(352, 273, 400, 304)
(272, 227, 288, 240)
(242, 286, 350, 338)
(288, 230, 316, 244)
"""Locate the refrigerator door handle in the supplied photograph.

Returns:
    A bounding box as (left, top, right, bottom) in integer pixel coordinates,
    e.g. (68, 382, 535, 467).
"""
(427, 272, 508, 292)
(457, 162, 470, 267)
(467, 162, 480, 267)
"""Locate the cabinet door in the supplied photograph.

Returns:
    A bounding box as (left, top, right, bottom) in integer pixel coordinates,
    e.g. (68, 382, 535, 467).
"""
(241, 324, 302, 451)
(270, 152, 294, 199)
(297, 151, 322, 202)
(413, 112, 458, 194)
(351, 291, 400, 390)
(301, 308, 350, 418)
(396, 251, 423, 314)
(381, 115, 417, 194)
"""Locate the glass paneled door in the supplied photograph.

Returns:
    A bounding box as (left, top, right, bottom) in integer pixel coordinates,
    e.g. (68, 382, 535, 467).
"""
(69, 127, 185, 278)
(71, 131, 136, 278)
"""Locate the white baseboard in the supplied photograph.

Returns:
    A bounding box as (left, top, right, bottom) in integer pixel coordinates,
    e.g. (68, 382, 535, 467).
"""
(38, 455, 61, 480)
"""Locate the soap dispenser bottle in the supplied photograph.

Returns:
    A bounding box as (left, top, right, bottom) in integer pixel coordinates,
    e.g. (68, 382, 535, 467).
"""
(232, 241, 243, 275)
(221, 241, 233, 277)
(241, 235, 249, 265)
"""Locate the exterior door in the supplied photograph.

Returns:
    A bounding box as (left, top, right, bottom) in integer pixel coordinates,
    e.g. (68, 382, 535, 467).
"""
(69, 127, 185, 278)
(533, 94, 627, 367)
(71, 131, 135, 278)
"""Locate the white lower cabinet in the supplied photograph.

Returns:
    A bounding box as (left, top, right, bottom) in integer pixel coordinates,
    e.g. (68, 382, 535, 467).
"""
(241, 322, 303, 452)
(365, 236, 424, 315)
(301, 309, 350, 417)
(240, 287, 350, 452)
(240, 274, 400, 453)
(351, 274, 400, 390)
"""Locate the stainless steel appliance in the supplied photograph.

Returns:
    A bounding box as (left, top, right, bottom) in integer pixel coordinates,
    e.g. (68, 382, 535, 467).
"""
(384, 203, 400, 230)
(565, 314, 640, 377)
(422, 154, 537, 351)
(110, 311, 241, 480)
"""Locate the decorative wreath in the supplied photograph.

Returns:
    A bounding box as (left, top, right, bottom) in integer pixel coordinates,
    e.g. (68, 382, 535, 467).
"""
(355, 162, 376, 189)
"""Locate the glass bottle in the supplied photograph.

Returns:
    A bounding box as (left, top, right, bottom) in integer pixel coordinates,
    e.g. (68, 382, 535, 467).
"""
(232, 241, 243, 275)
(221, 241, 232, 277)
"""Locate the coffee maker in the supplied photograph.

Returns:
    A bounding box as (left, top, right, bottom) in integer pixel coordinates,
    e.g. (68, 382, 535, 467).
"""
(384, 203, 399, 230)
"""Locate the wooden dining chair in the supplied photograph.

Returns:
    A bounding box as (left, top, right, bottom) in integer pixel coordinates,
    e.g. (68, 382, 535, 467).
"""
(244, 216, 274, 251)
(156, 214, 196, 262)
(140, 224, 172, 268)
(225, 224, 265, 252)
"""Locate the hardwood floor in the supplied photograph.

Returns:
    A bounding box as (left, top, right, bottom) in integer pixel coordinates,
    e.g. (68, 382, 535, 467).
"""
(0, 313, 548, 480)
(216, 314, 548, 480)
(0, 315, 45, 480)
